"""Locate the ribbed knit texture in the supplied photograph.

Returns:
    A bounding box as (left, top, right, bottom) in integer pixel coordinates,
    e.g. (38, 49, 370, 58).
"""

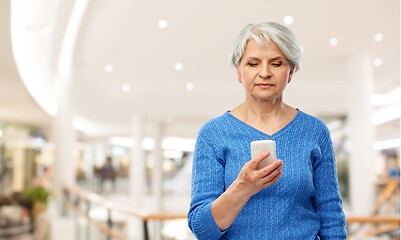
(188, 110, 347, 240)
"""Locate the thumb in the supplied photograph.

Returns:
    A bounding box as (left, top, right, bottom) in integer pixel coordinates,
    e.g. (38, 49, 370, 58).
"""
(251, 150, 270, 168)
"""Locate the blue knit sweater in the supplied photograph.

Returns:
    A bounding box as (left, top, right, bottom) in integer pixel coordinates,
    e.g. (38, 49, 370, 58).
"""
(188, 110, 347, 240)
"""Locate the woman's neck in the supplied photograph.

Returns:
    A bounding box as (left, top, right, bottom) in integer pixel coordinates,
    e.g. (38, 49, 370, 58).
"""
(247, 97, 285, 118)
(230, 97, 297, 135)
(233, 97, 288, 121)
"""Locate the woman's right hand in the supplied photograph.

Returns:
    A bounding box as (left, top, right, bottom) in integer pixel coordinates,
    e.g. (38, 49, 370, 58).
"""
(233, 151, 283, 198)
(211, 151, 283, 231)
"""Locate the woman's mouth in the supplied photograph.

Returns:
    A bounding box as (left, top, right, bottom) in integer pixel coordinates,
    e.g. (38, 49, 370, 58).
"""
(256, 83, 273, 88)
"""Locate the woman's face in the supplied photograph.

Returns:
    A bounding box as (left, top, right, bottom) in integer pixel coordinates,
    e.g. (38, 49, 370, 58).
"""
(236, 39, 294, 103)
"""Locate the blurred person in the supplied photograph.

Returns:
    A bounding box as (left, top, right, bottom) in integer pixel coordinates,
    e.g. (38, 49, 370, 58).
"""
(100, 156, 116, 193)
(0, 196, 32, 240)
(187, 22, 347, 239)
(18, 199, 51, 240)
(387, 154, 400, 178)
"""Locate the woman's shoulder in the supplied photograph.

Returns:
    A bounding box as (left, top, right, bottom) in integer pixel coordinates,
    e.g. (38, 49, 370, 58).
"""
(196, 111, 239, 145)
(297, 110, 328, 130)
(198, 112, 232, 133)
(297, 110, 332, 145)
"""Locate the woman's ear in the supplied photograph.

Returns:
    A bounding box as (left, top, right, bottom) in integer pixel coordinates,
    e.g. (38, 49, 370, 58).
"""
(236, 65, 242, 83)
(288, 65, 295, 83)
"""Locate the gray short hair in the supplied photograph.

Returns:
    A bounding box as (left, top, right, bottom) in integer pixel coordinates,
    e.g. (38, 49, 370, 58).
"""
(229, 22, 303, 72)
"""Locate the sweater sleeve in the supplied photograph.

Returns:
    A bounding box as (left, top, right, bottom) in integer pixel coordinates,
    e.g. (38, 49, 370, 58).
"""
(187, 133, 227, 240)
(312, 125, 347, 239)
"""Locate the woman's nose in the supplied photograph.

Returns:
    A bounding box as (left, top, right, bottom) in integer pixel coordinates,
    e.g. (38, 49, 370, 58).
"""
(258, 64, 271, 79)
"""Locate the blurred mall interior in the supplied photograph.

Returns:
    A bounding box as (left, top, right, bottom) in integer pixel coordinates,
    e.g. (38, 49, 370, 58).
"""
(0, 0, 400, 239)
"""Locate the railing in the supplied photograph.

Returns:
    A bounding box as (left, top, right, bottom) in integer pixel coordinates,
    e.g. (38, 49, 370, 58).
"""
(346, 178, 400, 239)
(347, 216, 400, 239)
(62, 183, 187, 240)
(64, 182, 400, 240)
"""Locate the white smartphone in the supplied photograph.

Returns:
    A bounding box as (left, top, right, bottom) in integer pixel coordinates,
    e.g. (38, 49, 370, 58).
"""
(250, 139, 277, 169)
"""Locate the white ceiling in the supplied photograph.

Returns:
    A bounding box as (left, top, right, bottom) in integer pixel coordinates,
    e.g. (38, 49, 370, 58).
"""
(0, 0, 50, 127)
(0, 0, 400, 139)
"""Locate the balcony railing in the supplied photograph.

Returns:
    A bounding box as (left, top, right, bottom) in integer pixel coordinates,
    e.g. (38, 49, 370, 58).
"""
(62, 183, 187, 240)
(63, 181, 399, 240)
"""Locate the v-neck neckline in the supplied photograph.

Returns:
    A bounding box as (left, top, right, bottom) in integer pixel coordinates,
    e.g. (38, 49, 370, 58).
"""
(225, 109, 303, 139)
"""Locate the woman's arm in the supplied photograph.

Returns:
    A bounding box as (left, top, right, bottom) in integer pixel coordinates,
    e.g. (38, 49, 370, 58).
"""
(188, 134, 229, 240)
(211, 152, 283, 231)
(188, 134, 283, 240)
(313, 127, 347, 239)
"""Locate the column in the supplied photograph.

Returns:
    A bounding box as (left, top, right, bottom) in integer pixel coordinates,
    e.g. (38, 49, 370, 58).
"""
(151, 122, 164, 212)
(12, 147, 25, 192)
(151, 122, 164, 240)
(128, 115, 146, 240)
(53, 76, 76, 216)
(347, 54, 376, 215)
(129, 115, 146, 206)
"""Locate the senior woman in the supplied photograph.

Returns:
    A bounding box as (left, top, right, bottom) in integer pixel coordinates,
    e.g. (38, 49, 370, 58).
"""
(187, 22, 347, 240)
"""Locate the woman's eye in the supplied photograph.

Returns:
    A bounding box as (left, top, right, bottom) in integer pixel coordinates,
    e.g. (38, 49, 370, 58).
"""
(272, 62, 282, 67)
(248, 62, 258, 66)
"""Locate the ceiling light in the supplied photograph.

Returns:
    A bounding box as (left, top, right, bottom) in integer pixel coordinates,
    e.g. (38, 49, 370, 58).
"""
(283, 15, 294, 25)
(370, 87, 401, 106)
(0, 129, 3, 138)
(109, 137, 134, 148)
(174, 62, 184, 71)
(186, 82, 194, 91)
(371, 103, 400, 125)
(373, 58, 383, 66)
(121, 84, 131, 92)
(142, 137, 155, 150)
(329, 37, 338, 46)
(107, 136, 197, 152)
(105, 64, 114, 73)
(163, 150, 183, 159)
(374, 138, 401, 150)
(374, 33, 384, 42)
(158, 19, 168, 29)
(162, 137, 196, 152)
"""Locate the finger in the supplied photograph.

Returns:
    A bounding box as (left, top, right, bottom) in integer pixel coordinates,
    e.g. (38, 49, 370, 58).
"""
(263, 171, 283, 188)
(250, 150, 270, 168)
(261, 165, 283, 182)
(258, 159, 283, 175)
